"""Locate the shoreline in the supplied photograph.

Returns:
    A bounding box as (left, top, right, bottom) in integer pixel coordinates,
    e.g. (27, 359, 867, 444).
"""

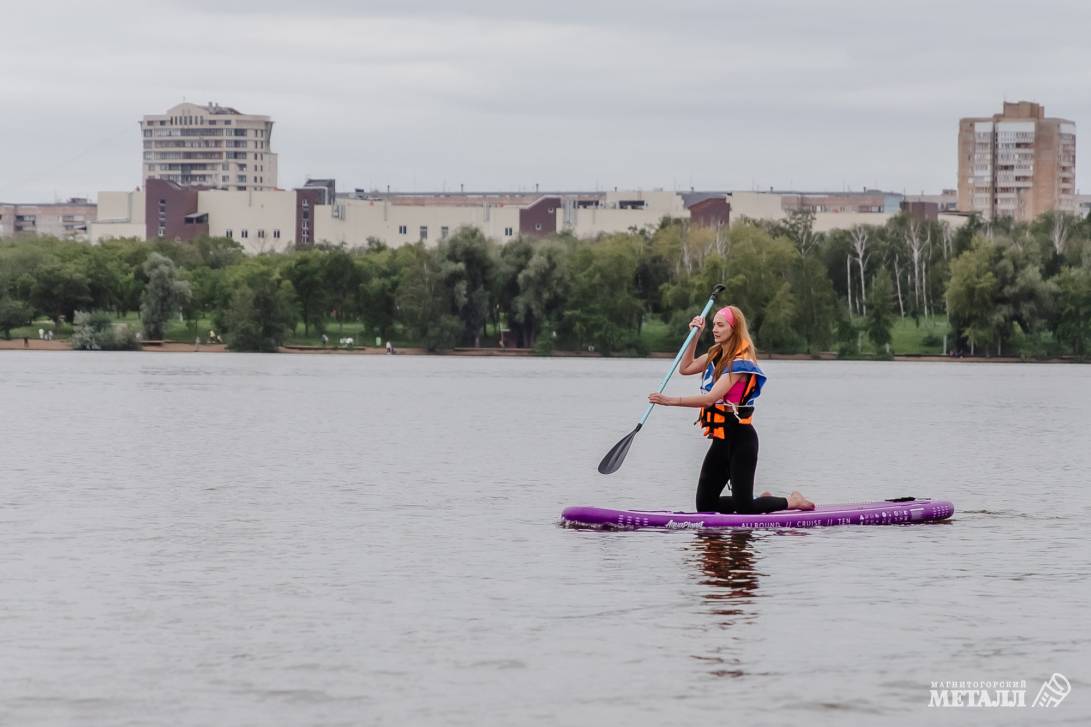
(0, 339, 1083, 363)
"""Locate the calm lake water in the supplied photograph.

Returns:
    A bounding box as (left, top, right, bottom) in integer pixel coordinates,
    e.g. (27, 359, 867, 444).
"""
(0, 352, 1087, 726)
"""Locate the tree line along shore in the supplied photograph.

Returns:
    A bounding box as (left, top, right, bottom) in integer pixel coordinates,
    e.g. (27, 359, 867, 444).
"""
(1, 209, 1089, 360)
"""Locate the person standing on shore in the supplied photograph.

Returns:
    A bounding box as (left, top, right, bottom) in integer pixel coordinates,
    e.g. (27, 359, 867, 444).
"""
(648, 305, 814, 514)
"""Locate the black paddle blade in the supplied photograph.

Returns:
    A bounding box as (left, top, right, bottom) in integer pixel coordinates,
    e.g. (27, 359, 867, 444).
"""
(597, 423, 642, 474)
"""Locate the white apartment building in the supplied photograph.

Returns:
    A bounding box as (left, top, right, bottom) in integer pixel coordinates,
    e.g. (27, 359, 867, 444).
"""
(140, 102, 277, 191)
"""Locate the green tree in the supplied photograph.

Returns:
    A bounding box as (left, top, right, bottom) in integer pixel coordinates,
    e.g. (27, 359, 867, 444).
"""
(182, 265, 231, 337)
(30, 260, 92, 325)
(97, 238, 149, 314)
(698, 224, 796, 342)
(1053, 266, 1091, 356)
(354, 248, 399, 342)
(946, 238, 1001, 354)
(193, 235, 246, 269)
(512, 241, 570, 347)
(560, 235, 644, 354)
(790, 254, 842, 353)
(778, 209, 820, 258)
(321, 247, 360, 333)
(0, 296, 33, 339)
(946, 235, 1053, 356)
(140, 253, 191, 339)
(395, 244, 462, 351)
(224, 269, 298, 352)
(495, 237, 535, 345)
(864, 272, 895, 352)
(284, 250, 329, 335)
(84, 245, 132, 315)
(758, 282, 803, 352)
(440, 227, 497, 346)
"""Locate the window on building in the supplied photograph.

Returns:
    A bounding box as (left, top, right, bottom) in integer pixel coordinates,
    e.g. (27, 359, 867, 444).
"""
(534, 223, 543, 231)
(302, 199, 310, 208)
(420, 225, 428, 240)
(222, 175, 229, 182)
(440, 226, 449, 240)
(257, 229, 265, 239)
(398, 225, 407, 235)
(241, 229, 248, 238)
(237, 175, 246, 183)
(157, 226, 165, 237)
(273, 229, 280, 239)
(504, 227, 513, 236)
(302, 210, 309, 220)
(225, 229, 233, 239)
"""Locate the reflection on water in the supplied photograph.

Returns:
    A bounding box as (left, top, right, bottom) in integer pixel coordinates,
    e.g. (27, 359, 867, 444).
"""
(693, 531, 762, 627)
(689, 531, 762, 680)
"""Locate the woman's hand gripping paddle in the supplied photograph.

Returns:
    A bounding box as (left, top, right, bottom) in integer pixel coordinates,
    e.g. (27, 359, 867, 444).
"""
(597, 284, 725, 474)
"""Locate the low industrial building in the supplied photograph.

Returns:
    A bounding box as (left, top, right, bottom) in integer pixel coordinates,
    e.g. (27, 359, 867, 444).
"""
(87, 181, 973, 253)
(728, 191, 968, 232)
(90, 181, 731, 252)
(0, 199, 97, 240)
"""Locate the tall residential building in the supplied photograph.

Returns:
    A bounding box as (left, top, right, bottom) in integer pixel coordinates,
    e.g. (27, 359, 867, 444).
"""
(958, 101, 1076, 221)
(140, 102, 278, 192)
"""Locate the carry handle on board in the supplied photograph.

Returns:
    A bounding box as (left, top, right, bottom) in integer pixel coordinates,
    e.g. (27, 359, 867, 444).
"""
(597, 283, 726, 475)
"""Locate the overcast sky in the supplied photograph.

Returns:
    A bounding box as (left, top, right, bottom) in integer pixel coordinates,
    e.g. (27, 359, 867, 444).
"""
(3, 0, 1090, 202)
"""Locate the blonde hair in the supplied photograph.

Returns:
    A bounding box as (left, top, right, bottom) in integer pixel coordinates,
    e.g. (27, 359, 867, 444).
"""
(706, 305, 757, 381)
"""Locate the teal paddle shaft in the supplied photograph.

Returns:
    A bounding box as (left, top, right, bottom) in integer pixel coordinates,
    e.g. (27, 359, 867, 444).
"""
(638, 287, 724, 426)
(597, 283, 725, 474)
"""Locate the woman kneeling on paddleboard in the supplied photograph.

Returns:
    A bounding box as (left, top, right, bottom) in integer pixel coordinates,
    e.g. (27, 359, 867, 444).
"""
(648, 305, 815, 514)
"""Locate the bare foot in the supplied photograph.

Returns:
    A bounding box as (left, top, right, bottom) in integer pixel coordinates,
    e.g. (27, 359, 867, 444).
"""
(787, 491, 815, 511)
(760, 491, 773, 498)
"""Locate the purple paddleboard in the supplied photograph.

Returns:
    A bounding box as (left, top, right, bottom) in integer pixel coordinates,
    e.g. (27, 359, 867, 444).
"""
(561, 498, 954, 529)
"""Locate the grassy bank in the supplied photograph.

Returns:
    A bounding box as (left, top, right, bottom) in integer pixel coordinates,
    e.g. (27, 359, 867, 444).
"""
(638, 315, 951, 356)
(8, 313, 955, 355)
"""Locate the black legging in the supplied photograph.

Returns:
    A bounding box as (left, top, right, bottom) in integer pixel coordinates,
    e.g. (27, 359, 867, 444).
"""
(696, 423, 788, 514)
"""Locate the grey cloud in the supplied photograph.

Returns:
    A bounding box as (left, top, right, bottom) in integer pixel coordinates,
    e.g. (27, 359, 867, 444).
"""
(3, 1, 1091, 200)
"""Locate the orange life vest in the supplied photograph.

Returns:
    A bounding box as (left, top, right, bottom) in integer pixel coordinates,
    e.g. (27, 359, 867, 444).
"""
(697, 347, 766, 439)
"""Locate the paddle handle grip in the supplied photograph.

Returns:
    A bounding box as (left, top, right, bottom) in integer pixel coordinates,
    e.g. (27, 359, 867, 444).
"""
(637, 291, 722, 426)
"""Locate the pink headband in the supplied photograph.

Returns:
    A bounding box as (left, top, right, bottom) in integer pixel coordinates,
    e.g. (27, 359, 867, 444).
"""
(716, 306, 736, 327)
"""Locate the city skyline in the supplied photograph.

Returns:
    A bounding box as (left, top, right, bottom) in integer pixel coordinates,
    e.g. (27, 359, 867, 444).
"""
(3, 0, 1091, 202)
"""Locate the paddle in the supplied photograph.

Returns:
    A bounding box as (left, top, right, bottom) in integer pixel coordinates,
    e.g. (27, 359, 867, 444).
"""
(597, 283, 726, 474)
